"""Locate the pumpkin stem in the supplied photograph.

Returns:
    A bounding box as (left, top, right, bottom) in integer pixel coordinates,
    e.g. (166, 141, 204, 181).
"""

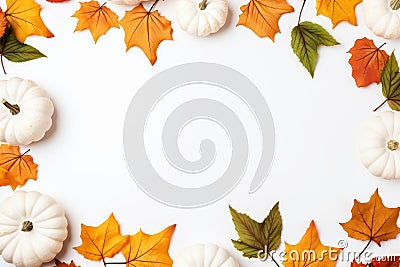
(387, 140, 399, 151)
(21, 221, 33, 232)
(2, 99, 20, 115)
(199, 0, 208, 10)
(390, 0, 400, 10)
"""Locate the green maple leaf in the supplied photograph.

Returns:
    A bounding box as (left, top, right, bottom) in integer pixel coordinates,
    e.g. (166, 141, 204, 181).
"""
(0, 28, 46, 73)
(230, 202, 282, 260)
(291, 21, 339, 77)
(374, 52, 400, 111)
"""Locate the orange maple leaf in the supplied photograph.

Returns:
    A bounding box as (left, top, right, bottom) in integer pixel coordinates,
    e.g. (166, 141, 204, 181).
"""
(5, 0, 54, 42)
(74, 213, 129, 261)
(348, 38, 389, 88)
(119, 4, 173, 65)
(0, 9, 8, 39)
(340, 189, 400, 246)
(122, 225, 176, 267)
(72, 1, 119, 43)
(316, 0, 362, 28)
(283, 221, 342, 267)
(55, 259, 81, 267)
(237, 0, 294, 41)
(0, 145, 38, 190)
(351, 257, 400, 267)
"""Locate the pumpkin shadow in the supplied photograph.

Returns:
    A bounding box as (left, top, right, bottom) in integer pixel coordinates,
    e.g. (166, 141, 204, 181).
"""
(40, 106, 57, 143)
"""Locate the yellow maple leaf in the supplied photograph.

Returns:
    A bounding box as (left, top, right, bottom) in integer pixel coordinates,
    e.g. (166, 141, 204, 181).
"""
(119, 4, 173, 65)
(0, 145, 38, 190)
(316, 0, 362, 28)
(5, 0, 53, 42)
(74, 213, 129, 261)
(237, 0, 294, 41)
(283, 221, 342, 266)
(122, 225, 176, 267)
(340, 189, 400, 246)
(72, 1, 119, 43)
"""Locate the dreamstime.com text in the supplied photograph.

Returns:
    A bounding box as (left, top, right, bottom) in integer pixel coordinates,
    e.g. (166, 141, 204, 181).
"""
(257, 240, 397, 263)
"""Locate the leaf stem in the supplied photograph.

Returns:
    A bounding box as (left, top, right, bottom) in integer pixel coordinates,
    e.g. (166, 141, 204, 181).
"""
(373, 99, 388, 112)
(298, 0, 307, 25)
(149, 0, 161, 13)
(356, 239, 372, 260)
(377, 42, 387, 50)
(268, 252, 280, 266)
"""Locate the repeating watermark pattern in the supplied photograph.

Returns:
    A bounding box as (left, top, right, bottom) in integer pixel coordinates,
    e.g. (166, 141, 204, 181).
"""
(123, 63, 276, 208)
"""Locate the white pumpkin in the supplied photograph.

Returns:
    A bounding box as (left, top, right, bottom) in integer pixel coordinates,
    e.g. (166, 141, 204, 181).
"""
(173, 243, 239, 267)
(363, 0, 400, 39)
(0, 77, 54, 146)
(0, 191, 68, 267)
(176, 0, 228, 37)
(109, 0, 150, 6)
(359, 111, 400, 179)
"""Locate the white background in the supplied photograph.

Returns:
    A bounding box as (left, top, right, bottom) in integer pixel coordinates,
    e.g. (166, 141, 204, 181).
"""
(1, 0, 400, 266)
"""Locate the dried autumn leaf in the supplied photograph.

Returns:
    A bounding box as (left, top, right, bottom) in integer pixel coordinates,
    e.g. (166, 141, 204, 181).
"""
(55, 259, 81, 267)
(230, 202, 282, 259)
(316, 0, 362, 28)
(122, 224, 176, 267)
(283, 221, 342, 267)
(375, 52, 400, 111)
(237, 0, 294, 41)
(0, 9, 8, 39)
(340, 189, 400, 246)
(74, 213, 129, 261)
(0, 144, 38, 190)
(72, 1, 119, 43)
(5, 0, 54, 43)
(119, 4, 173, 65)
(351, 257, 400, 267)
(291, 21, 339, 77)
(348, 38, 389, 88)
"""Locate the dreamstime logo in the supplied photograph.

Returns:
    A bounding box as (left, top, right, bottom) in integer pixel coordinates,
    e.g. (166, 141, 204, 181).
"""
(123, 63, 276, 208)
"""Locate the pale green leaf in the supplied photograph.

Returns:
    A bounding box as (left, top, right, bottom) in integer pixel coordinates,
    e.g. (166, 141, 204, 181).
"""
(1, 30, 46, 62)
(379, 52, 400, 111)
(291, 21, 339, 77)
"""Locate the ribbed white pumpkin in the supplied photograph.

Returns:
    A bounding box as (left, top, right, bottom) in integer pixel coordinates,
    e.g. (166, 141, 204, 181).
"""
(0, 77, 54, 146)
(0, 191, 68, 267)
(173, 243, 239, 267)
(359, 111, 400, 179)
(363, 0, 400, 39)
(109, 0, 150, 6)
(176, 0, 228, 37)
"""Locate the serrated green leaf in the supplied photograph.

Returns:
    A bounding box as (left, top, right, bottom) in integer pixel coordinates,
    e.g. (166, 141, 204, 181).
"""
(378, 52, 400, 111)
(231, 240, 261, 258)
(291, 21, 339, 77)
(262, 202, 282, 252)
(0, 31, 46, 62)
(230, 202, 282, 260)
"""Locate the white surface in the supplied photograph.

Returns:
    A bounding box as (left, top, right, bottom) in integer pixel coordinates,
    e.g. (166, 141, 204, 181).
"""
(0, 0, 400, 266)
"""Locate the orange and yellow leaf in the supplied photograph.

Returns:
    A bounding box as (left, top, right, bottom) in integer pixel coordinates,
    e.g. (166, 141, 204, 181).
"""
(348, 38, 389, 87)
(340, 189, 400, 246)
(72, 1, 119, 43)
(5, 0, 54, 42)
(0, 145, 38, 190)
(122, 224, 176, 267)
(316, 0, 362, 28)
(283, 221, 341, 267)
(119, 4, 172, 65)
(237, 0, 294, 41)
(74, 213, 129, 261)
